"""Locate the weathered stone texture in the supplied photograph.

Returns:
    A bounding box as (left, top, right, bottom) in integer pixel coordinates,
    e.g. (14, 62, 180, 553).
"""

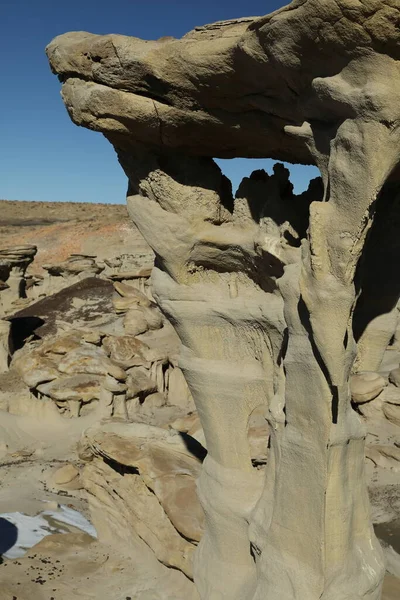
(46, 1, 400, 599)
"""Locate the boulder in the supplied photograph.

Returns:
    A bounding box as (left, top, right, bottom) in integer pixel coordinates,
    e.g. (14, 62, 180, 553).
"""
(126, 368, 158, 399)
(52, 463, 80, 485)
(384, 384, 400, 406)
(167, 366, 193, 409)
(350, 372, 386, 404)
(43, 254, 103, 277)
(37, 374, 102, 402)
(13, 348, 59, 388)
(80, 422, 204, 578)
(365, 445, 400, 472)
(51, 463, 82, 490)
(383, 403, 400, 428)
(389, 367, 400, 388)
(122, 309, 150, 336)
(102, 335, 156, 368)
(57, 346, 126, 380)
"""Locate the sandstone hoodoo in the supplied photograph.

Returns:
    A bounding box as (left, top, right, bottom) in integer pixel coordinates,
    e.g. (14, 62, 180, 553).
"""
(10, 2, 398, 599)
(0, 245, 37, 312)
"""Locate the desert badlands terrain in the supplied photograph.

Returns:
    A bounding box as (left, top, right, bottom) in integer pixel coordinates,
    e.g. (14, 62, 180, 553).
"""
(2, 0, 400, 599)
(0, 192, 399, 599)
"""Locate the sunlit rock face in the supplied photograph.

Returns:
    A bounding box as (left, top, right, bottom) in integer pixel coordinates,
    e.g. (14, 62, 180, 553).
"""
(0, 246, 37, 313)
(47, 2, 400, 599)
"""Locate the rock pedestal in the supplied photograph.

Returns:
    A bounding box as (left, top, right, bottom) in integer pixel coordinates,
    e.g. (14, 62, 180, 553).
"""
(46, 3, 400, 599)
(0, 246, 37, 314)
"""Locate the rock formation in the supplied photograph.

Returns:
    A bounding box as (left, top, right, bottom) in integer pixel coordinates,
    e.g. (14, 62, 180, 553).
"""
(0, 246, 37, 313)
(4, 258, 195, 425)
(42, 253, 104, 296)
(45, 2, 400, 599)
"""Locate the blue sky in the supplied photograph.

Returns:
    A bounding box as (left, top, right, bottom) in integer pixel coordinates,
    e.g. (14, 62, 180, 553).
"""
(1, 0, 319, 204)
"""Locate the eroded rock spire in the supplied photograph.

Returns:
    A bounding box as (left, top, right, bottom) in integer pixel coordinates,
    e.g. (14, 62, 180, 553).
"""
(47, 1, 400, 598)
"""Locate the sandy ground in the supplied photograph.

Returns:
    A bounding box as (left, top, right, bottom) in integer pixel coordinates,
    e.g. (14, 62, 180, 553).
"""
(0, 199, 152, 274)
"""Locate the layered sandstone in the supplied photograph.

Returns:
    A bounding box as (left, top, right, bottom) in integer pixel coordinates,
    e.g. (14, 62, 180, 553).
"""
(46, 2, 400, 599)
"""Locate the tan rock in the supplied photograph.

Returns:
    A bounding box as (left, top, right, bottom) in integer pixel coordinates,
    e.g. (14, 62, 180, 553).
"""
(0, 319, 11, 373)
(168, 366, 193, 409)
(365, 445, 400, 472)
(383, 402, 400, 428)
(40, 331, 83, 355)
(141, 392, 166, 411)
(350, 372, 386, 404)
(102, 373, 127, 393)
(47, 3, 400, 598)
(126, 367, 158, 399)
(37, 374, 102, 402)
(57, 346, 126, 380)
(114, 281, 152, 306)
(248, 423, 270, 465)
(171, 412, 200, 433)
(13, 349, 59, 388)
(389, 367, 400, 388)
(155, 473, 204, 543)
(122, 309, 150, 336)
(52, 463, 80, 485)
(102, 335, 155, 368)
(82, 329, 103, 345)
(384, 384, 400, 406)
(81, 422, 203, 578)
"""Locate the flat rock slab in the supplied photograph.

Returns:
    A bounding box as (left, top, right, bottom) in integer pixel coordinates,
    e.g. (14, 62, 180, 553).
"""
(7, 277, 114, 340)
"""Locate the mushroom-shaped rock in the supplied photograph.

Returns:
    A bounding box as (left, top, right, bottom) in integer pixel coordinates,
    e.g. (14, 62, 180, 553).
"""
(57, 346, 126, 380)
(44, 254, 103, 277)
(0, 245, 37, 278)
(350, 372, 386, 404)
(13, 349, 59, 388)
(37, 373, 102, 401)
(37, 373, 102, 417)
(46, 3, 400, 599)
(0, 246, 37, 310)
